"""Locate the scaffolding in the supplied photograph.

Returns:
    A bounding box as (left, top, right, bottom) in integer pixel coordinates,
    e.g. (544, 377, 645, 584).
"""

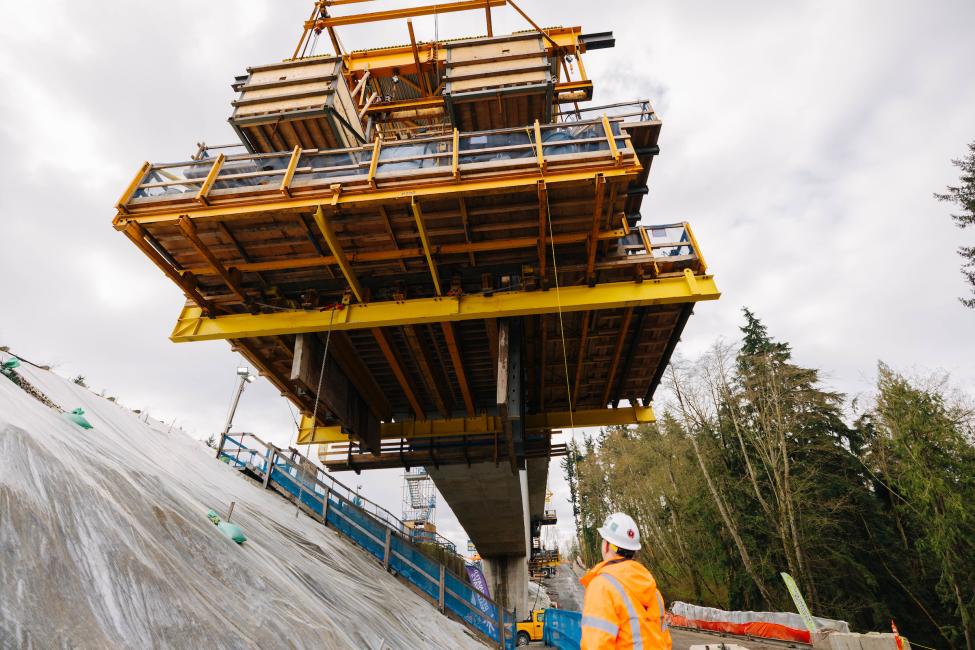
(402, 467, 439, 544)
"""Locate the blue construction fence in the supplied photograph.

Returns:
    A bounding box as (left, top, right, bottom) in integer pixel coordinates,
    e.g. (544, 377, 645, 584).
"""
(218, 436, 516, 648)
(542, 608, 582, 650)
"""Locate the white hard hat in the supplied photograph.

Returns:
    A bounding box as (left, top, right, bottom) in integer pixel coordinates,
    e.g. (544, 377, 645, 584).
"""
(598, 512, 641, 551)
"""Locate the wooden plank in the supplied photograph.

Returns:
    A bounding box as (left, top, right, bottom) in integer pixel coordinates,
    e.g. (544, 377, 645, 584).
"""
(378, 205, 407, 271)
(441, 322, 475, 416)
(177, 216, 248, 303)
(330, 331, 393, 421)
(122, 222, 213, 313)
(537, 181, 547, 285)
(403, 325, 450, 419)
(458, 198, 475, 266)
(601, 307, 634, 407)
(571, 311, 591, 407)
(585, 174, 607, 282)
(371, 327, 426, 420)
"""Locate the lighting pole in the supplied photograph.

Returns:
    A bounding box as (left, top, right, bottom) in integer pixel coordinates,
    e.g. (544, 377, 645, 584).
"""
(220, 366, 256, 445)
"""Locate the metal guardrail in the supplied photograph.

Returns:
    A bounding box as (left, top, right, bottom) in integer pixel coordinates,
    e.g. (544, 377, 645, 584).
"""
(216, 433, 514, 648)
(218, 433, 459, 555)
(558, 99, 657, 124)
(542, 608, 582, 649)
(118, 116, 634, 211)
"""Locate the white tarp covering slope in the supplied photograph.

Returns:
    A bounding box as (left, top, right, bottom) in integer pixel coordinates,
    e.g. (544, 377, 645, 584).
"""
(0, 360, 483, 649)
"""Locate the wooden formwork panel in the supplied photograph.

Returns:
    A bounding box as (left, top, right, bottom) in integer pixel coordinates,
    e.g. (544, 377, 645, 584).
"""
(230, 57, 365, 153)
(444, 33, 553, 131)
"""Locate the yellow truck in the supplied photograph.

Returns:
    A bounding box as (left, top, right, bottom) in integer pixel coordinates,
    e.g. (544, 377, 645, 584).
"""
(516, 610, 545, 646)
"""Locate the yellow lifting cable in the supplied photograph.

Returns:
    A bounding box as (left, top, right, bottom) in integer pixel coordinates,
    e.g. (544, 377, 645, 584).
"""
(542, 181, 576, 434)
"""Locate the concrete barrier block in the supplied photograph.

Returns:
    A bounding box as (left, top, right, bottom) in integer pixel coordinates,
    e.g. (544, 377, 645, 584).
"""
(826, 633, 866, 650)
(689, 645, 750, 650)
(859, 633, 907, 650)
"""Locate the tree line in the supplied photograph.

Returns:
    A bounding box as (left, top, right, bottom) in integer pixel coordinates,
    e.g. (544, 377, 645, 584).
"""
(562, 310, 975, 650)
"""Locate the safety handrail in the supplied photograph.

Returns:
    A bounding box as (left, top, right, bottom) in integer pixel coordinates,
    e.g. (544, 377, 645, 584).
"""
(216, 432, 516, 648)
(219, 433, 428, 545)
(119, 115, 636, 211)
(558, 99, 657, 124)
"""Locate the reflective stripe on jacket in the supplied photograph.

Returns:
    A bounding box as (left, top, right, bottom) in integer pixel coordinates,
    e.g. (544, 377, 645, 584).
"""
(579, 558, 672, 650)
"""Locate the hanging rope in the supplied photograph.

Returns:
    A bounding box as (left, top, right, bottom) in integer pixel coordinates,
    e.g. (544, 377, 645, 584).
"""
(543, 182, 576, 433)
(294, 306, 337, 518)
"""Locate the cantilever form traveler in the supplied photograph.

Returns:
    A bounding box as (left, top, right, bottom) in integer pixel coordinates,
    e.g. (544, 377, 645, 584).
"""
(112, 0, 719, 630)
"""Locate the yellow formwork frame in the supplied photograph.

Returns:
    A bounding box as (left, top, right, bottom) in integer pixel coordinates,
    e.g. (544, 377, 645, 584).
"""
(170, 270, 719, 342)
(114, 161, 642, 228)
(298, 405, 656, 444)
(341, 26, 585, 74)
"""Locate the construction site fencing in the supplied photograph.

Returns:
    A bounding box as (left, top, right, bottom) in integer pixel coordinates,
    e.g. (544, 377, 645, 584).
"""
(542, 608, 582, 649)
(216, 433, 514, 648)
(121, 116, 633, 209)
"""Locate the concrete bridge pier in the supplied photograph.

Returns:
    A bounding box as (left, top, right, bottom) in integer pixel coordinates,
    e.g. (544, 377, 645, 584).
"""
(428, 462, 536, 619)
(481, 553, 530, 620)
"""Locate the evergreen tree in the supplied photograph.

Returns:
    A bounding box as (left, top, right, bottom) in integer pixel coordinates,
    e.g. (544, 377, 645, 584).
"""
(935, 140, 975, 307)
(866, 364, 975, 650)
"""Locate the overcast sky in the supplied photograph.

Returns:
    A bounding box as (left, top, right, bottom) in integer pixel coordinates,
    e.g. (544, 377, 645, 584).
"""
(2, 0, 974, 554)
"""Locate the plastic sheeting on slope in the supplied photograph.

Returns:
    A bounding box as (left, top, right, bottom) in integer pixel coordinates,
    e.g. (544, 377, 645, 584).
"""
(0, 361, 484, 650)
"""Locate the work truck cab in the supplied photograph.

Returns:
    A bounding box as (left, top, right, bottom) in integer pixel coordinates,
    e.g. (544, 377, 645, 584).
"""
(516, 609, 545, 646)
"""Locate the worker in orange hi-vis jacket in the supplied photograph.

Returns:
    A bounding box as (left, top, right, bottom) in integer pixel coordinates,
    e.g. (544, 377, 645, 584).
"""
(579, 513, 672, 650)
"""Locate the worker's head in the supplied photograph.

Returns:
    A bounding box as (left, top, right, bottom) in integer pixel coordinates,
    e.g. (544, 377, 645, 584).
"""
(597, 512, 641, 561)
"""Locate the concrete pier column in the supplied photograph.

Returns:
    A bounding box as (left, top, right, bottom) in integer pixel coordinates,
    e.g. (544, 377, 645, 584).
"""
(482, 554, 530, 620)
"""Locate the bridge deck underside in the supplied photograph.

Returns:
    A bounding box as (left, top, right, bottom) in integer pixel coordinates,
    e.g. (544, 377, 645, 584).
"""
(116, 118, 708, 469)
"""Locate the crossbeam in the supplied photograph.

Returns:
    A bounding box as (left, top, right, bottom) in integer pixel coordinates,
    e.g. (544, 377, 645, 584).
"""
(298, 405, 656, 444)
(170, 271, 720, 342)
(312, 0, 507, 27)
(114, 163, 639, 226)
(312, 206, 365, 302)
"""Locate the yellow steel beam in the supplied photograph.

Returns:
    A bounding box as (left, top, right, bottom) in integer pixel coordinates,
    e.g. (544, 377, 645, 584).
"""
(115, 163, 640, 227)
(586, 174, 607, 281)
(364, 96, 444, 116)
(312, 205, 365, 302)
(313, 0, 506, 27)
(406, 19, 430, 96)
(343, 27, 583, 75)
(298, 405, 656, 444)
(195, 154, 225, 206)
(505, 0, 559, 49)
(279, 146, 302, 196)
(183, 226, 626, 277)
(170, 271, 720, 342)
(411, 197, 442, 296)
(115, 161, 150, 214)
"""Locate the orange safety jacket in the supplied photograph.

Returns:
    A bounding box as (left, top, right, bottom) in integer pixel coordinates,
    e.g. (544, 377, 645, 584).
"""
(579, 558, 672, 650)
